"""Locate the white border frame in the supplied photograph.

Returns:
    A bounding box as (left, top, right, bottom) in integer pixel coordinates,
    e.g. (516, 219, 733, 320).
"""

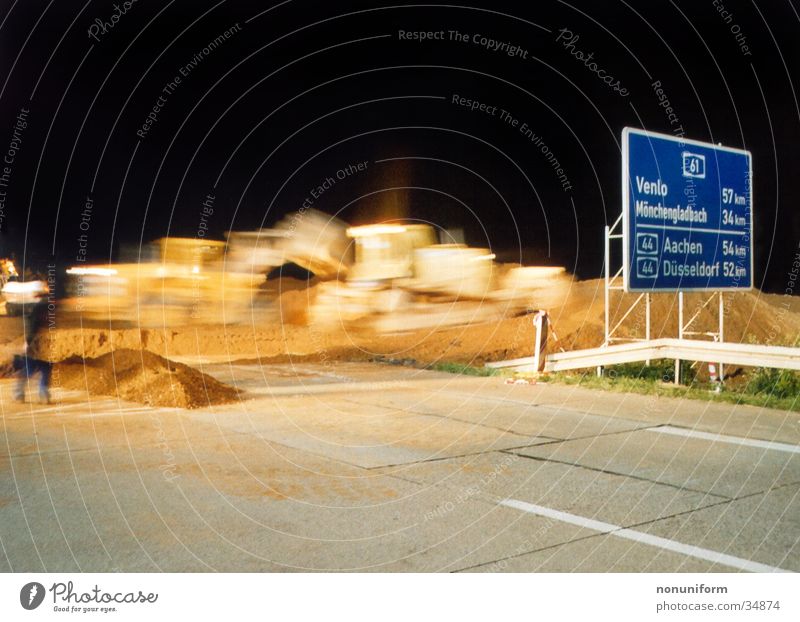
(621, 127, 754, 293)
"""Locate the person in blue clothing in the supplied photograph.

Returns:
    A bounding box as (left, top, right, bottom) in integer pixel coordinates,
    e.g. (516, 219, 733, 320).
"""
(14, 286, 51, 404)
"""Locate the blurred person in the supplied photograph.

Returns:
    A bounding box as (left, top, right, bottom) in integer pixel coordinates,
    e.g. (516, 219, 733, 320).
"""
(13, 283, 51, 404)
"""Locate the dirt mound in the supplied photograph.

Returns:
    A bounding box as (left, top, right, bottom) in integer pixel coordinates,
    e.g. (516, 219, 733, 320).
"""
(551, 281, 800, 351)
(53, 349, 239, 409)
(7, 277, 799, 371)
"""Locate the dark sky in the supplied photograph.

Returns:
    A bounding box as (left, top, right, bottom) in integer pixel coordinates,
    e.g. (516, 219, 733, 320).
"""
(0, 0, 798, 291)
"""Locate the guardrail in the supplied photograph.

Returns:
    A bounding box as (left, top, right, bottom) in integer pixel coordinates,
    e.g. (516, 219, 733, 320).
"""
(485, 338, 800, 374)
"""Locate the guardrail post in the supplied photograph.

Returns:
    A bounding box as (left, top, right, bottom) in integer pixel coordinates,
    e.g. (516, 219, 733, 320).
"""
(532, 311, 548, 373)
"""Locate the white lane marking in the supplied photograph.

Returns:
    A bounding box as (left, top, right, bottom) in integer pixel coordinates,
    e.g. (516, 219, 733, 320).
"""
(500, 499, 791, 573)
(647, 425, 800, 455)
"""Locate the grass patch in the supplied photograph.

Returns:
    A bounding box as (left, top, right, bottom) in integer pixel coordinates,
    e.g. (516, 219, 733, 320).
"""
(391, 355, 799, 412)
(427, 362, 501, 377)
(547, 361, 800, 412)
(747, 367, 800, 400)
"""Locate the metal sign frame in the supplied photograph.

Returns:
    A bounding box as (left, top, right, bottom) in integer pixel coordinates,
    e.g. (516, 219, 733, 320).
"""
(621, 127, 754, 293)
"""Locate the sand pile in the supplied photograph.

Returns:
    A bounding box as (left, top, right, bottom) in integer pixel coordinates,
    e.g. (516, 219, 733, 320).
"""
(53, 349, 239, 409)
(549, 284, 800, 352)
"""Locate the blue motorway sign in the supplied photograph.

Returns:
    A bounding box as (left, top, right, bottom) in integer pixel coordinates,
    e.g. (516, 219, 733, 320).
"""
(622, 127, 753, 292)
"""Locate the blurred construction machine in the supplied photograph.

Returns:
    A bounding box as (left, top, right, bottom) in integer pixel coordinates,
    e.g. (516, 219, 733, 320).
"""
(65, 210, 352, 326)
(65, 209, 568, 331)
(67, 237, 259, 325)
(0, 258, 37, 316)
(310, 222, 567, 332)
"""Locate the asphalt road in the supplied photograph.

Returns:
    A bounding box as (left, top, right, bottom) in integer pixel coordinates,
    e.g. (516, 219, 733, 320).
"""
(1, 361, 799, 572)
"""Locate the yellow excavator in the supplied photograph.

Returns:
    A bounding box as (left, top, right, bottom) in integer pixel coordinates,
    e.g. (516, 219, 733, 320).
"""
(310, 221, 567, 332)
(65, 209, 568, 331)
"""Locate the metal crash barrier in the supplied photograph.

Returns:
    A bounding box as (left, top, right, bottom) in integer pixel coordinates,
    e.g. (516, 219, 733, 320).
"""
(486, 338, 800, 374)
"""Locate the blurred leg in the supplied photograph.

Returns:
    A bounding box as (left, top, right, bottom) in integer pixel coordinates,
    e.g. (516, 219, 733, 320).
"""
(14, 356, 30, 401)
(37, 360, 52, 403)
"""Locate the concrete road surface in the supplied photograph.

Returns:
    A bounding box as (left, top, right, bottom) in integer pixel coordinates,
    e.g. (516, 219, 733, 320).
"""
(1, 362, 799, 572)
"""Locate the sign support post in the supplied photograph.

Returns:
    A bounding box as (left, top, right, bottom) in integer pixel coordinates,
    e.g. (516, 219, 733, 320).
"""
(674, 290, 726, 384)
(600, 214, 653, 376)
(602, 127, 752, 383)
(719, 291, 724, 381)
(645, 292, 651, 365)
(676, 292, 684, 384)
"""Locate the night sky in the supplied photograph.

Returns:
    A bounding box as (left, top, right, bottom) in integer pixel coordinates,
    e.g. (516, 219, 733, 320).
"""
(0, 0, 798, 291)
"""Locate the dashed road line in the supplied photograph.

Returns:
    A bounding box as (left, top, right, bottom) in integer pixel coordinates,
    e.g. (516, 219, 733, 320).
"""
(648, 425, 800, 455)
(500, 498, 791, 573)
